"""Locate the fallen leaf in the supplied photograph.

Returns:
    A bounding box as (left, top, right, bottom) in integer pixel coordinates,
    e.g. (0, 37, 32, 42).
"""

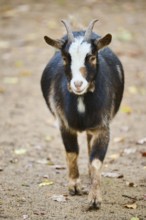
(121, 105, 132, 114)
(136, 137, 146, 145)
(123, 148, 136, 155)
(36, 159, 54, 165)
(14, 148, 27, 155)
(16, 4, 30, 13)
(39, 180, 54, 187)
(3, 77, 18, 84)
(19, 71, 32, 77)
(33, 211, 45, 216)
(115, 29, 133, 42)
(45, 135, 53, 142)
(140, 151, 146, 157)
(126, 181, 137, 187)
(51, 194, 67, 202)
(15, 60, 24, 68)
(124, 202, 137, 209)
(23, 214, 29, 220)
(0, 40, 10, 49)
(108, 154, 120, 161)
(54, 165, 66, 170)
(36, 159, 48, 165)
(0, 87, 5, 94)
(128, 86, 138, 95)
(102, 172, 123, 178)
(2, 9, 18, 18)
(113, 137, 125, 143)
(130, 217, 139, 220)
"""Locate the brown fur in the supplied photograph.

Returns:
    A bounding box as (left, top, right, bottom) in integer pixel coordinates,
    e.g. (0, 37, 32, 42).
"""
(88, 81, 95, 92)
(79, 67, 87, 77)
(89, 56, 97, 67)
(66, 152, 79, 179)
(66, 152, 82, 195)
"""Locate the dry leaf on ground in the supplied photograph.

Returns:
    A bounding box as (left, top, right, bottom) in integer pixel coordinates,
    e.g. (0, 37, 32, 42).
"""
(108, 154, 120, 160)
(121, 105, 132, 114)
(130, 217, 139, 220)
(123, 148, 136, 155)
(124, 202, 137, 209)
(113, 137, 125, 143)
(102, 172, 123, 178)
(39, 180, 54, 187)
(19, 71, 32, 77)
(140, 151, 146, 157)
(23, 215, 29, 220)
(115, 29, 133, 42)
(3, 77, 19, 84)
(54, 165, 66, 170)
(136, 137, 146, 145)
(0, 87, 5, 94)
(126, 181, 137, 187)
(51, 194, 68, 202)
(14, 148, 27, 155)
(0, 40, 10, 49)
(45, 135, 53, 142)
(128, 86, 138, 95)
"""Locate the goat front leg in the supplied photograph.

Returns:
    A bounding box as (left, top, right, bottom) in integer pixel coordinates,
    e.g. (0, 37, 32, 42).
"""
(87, 127, 109, 209)
(60, 127, 81, 195)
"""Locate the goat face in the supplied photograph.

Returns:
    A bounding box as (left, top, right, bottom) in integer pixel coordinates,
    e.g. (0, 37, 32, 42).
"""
(44, 20, 112, 95)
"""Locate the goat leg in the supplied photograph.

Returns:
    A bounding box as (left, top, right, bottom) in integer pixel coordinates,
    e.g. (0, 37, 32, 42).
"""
(60, 127, 82, 195)
(88, 127, 109, 209)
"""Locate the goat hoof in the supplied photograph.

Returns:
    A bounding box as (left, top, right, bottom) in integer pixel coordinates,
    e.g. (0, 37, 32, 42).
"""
(88, 200, 101, 210)
(69, 186, 82, 196)
(68, 179, 82, 196)
(88, 190, 102, 210)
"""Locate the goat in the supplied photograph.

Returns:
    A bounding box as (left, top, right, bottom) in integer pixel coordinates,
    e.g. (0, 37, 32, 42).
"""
(41, 19, 124, 209)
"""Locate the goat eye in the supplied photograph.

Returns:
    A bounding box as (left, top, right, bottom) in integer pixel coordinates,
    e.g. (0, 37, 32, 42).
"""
(62, 56, 67, 64)
(89, 55, 96, 63)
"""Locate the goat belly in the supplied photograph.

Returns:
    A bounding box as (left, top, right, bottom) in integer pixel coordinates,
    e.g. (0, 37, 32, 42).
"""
(70, 117, 102, 132)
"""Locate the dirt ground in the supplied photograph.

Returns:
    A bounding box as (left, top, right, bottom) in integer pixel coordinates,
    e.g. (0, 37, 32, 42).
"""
(0, 0, 146, 219)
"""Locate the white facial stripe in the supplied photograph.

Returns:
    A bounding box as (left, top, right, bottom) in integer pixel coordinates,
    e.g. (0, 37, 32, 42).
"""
(69, 37, 91, 94)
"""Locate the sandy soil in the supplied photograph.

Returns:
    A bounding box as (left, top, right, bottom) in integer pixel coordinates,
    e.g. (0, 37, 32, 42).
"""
(0, 0, 146, 219)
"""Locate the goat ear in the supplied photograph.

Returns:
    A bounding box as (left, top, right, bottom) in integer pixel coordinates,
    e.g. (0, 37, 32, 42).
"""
(44, 36, 64, 49)
(95, 34, 112, 50)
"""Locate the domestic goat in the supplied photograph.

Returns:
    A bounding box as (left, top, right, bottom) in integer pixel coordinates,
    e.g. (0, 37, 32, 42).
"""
(41, 19, 124, 209)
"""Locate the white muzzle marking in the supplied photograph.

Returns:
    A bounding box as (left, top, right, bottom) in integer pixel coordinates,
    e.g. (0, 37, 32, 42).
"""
(70, 77, 88, 95)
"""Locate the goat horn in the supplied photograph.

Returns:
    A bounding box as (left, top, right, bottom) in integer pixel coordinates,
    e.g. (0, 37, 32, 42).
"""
(84, 19, 98, 42)
(61, 20, 75, 42)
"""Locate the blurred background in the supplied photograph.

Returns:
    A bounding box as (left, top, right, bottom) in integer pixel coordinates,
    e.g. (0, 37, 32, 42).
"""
(0, 0, 146, 219)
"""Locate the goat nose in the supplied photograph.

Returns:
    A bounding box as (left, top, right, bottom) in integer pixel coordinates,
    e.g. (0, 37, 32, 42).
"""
(74, 81, 83, 89)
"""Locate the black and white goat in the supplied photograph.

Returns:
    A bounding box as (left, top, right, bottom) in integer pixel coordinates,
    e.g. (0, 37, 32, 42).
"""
(41, 19, 124, 209)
